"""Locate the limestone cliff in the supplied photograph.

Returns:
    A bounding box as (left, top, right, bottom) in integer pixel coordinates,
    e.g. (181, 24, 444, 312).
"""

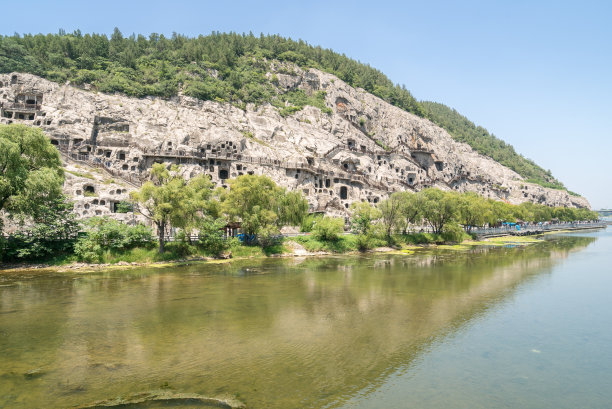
(0, 70, 589, 222)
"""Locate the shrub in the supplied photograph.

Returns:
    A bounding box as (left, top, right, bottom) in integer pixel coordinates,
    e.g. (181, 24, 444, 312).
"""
(170, 230, 196, 257)
(73, 238, 103, 263)
(74, 217, 154, 262)
(441, 221, 465, 243)
(293, 235, 356, 253)
(0, 196, 80, 262)
(197, 218, 231, 256)
(115, 201, 134, 213)
(395, 232, 443, 245)
(257, 224, 282, 248)
(300, 213, 321, 232)
(312, 216, 344, 241)
(356, 234, 376, 251)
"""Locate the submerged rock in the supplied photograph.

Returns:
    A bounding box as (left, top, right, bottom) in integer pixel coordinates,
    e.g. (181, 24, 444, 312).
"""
(23, 368, 45, 379)
(74, 390, 246, 408)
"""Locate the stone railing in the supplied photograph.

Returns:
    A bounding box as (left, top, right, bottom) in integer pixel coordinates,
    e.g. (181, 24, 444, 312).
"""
(61, 144, 422, 193)
(471, 222, 606, 238)
(59, 148, 144, 188)
(141, 147, 416, 192)
(0, 101, 42, 111)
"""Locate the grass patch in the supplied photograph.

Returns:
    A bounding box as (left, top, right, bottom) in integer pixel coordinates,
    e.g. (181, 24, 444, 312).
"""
(272, 90, 332, 118)
(242, 130, 273, 148)
(393, 233, 445, 245)
(32, 241, 289, 267)
(292, 235, 359, 253)
(487, 236, 542, 244)
(229, 244, 265, 258)
(463, 240, 505, 246)
(436, 244, 472, 251)
(385, 249, 416, 255)
(66, 170, 95, 180)
(262, 243, 286, 256)
(228, 242, 286, 258)
(100, 247, 159, 263)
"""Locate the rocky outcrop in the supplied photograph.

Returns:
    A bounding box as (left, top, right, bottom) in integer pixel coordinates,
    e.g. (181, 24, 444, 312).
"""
(0, 70, 589, 223)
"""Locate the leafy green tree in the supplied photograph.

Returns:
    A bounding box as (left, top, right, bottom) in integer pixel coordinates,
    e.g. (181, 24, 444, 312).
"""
(457, 192, 488, 232)
(130, 164, 211, 253)
(171, 173, 216, 239)
(378, 193, 404, 237)
(532, 203, 552, 223)
(441, 221, 465, 243)
(220, 174, 280, 242)
(312, 216, 344, 241)
(574, 208, 598, 221)
(220, 174, 307, 244)
(512, 203, 530, 222)
(0, 124, 63, 232)
(276, 189, 309, 227)
(395, 191, 423, 233)
(115, 200, 134, 213)
(418, 189, 458, 234)
(1, 195, 79, 261)
(553, 206, 578, 222)
(350, 201, 381, 234)
(300, 213, 321, 233)
(197, 217, 232, 256)
(486, 199, 515, 226)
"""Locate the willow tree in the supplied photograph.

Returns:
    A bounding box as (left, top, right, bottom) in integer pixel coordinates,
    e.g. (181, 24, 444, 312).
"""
(457, 192, 488, 232)
(378, 193, 404, 237)
(395, 191, 423, 233)
(418, 189, 458, 234)
(350, 201, 381, 235)
(130, 164, 214, 253)
(220, 174, 308, 244)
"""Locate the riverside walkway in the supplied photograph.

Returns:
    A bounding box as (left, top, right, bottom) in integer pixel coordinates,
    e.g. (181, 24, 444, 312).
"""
(471, 222, 606, 239)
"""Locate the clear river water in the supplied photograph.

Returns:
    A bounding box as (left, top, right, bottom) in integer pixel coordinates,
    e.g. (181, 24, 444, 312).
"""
(1, 229, 611, 409)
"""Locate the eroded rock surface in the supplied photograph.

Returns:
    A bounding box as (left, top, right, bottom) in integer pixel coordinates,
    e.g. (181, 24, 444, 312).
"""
(0, 70, 589, 224)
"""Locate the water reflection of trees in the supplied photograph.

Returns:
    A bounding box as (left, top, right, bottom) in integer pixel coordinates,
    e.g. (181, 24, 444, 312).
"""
(0, 235, 596, 409)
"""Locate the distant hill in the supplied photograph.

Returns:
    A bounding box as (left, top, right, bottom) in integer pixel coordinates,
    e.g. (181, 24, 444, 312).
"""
(420, 102, 566, 190)
(0, 30, 566, 190)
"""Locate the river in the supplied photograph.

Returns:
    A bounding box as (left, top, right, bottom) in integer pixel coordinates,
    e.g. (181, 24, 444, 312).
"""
(1, 229, 610, 408)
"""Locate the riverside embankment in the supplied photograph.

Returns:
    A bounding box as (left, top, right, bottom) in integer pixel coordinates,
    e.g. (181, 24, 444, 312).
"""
(0, 223, 606, 274)
(470, 221, 606, 238)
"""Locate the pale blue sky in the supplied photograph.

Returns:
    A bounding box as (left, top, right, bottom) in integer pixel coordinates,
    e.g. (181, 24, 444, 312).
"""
(2, 0, 610, 208)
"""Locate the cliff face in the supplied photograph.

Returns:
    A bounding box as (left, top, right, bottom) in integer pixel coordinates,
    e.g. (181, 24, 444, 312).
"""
(0, 70, 589, 222)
